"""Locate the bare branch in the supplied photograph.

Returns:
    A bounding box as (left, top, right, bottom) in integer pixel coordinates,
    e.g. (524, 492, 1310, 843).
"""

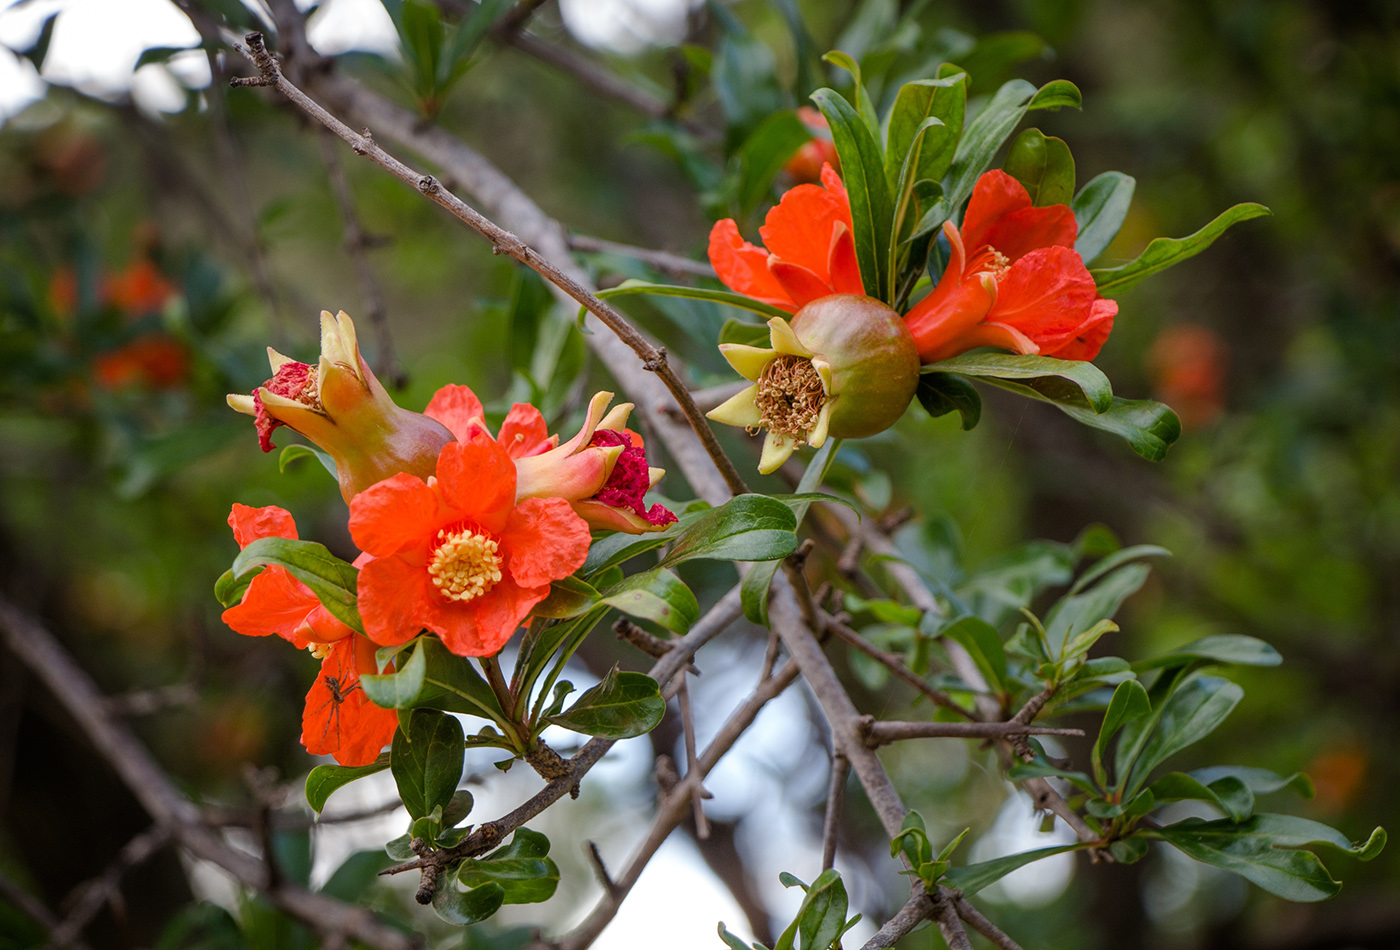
(821, 752, 849, 872)
(822, 613, 975, 719)
(676, 678, 711, 839)
(863, 719, 1085, 746)
(952, 895, 1024, 950)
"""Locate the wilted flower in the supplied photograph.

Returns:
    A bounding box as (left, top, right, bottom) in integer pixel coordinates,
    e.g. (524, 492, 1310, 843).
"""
(707, 296, 919, 473)
(348, 436, 592, 657)
(425, 386, 676, 533)
(904, 170, 1117, 363)
(227, 310, 453, 502)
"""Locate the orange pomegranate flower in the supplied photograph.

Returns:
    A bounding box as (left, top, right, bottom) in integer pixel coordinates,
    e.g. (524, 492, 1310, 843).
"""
(784, 107, 840, 184)
(349, 436, 592, 657)
(904, 170, 1117, 363)
(708, 163, 864, 313)
(221, 503, 396, 766)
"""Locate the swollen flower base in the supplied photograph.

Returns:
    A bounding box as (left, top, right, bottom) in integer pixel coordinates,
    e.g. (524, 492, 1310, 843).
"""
(708, 295, 920, 473)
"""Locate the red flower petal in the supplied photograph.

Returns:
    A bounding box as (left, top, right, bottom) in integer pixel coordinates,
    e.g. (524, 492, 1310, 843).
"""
(976, 205, 1079, 264)
(424, 384, 488, 442)
(499, 497, 591, 589)
(356, 552, 432, 647)
(760, 183, 847, 285)
(348, 473, 440, 558)
(222, 568, 320, 645)
(435, 438, 516, 532)
(1041, 297, 1117, 361)
(422, 574, 546, 657)
(769, 261, 836, 310)
(498, 404, 551, 459)
(708, 219, 794, 310)
(986, 246, 1099, 345)
(827, 222, 864, 295)
(228, 503, 298, 548)
(961, 170, 1033, 252)
(301, 635, 397, 766)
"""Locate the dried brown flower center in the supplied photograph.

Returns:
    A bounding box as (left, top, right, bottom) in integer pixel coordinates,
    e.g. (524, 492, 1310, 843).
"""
(754, 355, 826, 439)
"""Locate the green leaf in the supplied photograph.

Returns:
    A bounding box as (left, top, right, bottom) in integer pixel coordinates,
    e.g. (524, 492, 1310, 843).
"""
(600, 568, 699, 635)
(885, 74, 967, 193)
(1043, 562, 1151, 657)
(1028, 80, 1083, 111)
(1133, 634, 1282, 671)
(319, 850, 394, 902)
(231, 537, 363, 633)
(546, 667, 665, 739)
(1122, 675, 1244, 795)
(457, 828, 559, 905)
(921, 352, 1113, 414)
(1091, 203, 1272, 297)
(939, 616, 1007, 694)
(821, 52, 880, 142)
(390, 708, 464, 822)
(361, 636, 506, 723)
(1061, 619, 1119, 664)
(442, 788, 475, 828)
(795, 868, 849, 950)
(741, 440, 839, 626)
(213, 566, 258, 608)
(278, 443, 337, 479)
(1003, 129, 1075, 207)
(944, 844, 1082, 896)
(717, 922, 762, 950)
(660, 494, 798, 568)
(915, 372, 982, 429)
(533, 575, 600, 620)
(1150, 814, 1385, 902)
(592, 280, 791, 322)
(736, 111, 812, 212)
(1052, 396, 1183, 462)
(713, 16, 783, 142)
(1150, 772, 1255, 822)
(582, 526, 680, 576)
(719, 319, 774, 347)
(431, 877, 504, 925)
(304, 755, 390, 813)
(1068, 545, 1171, 597)
(1189, 766, 1315, 801)
(1093, 679, 1150, 788)
(812, 87, 895, 302)
(1072, 171, 1136, 263)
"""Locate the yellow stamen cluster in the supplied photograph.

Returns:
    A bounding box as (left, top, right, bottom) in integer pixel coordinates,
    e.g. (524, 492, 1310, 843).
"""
(307, 642, 333, 660)
(428, 526, 504, 603)
(754, 355, 826, 438)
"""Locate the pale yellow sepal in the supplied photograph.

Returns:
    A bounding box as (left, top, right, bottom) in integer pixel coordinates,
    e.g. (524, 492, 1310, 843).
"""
(718, 343, 778, 382)
(767, 317, 813, 358)
(227, 393, 256, 415)
(706, 384, 762, 428)
(758, 430, 799, 474)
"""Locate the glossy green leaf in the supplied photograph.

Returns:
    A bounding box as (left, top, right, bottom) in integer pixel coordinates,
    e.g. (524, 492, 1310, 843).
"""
(1003, 128, 1075, 207)
(1133, 634, 1282, 671)
(457, 828, 559, 905)
(1044, 562, 1150, 657)
(231, 537, 363, 633)
(1093, 679, 1150, 787)
(213, 566, 257, 608)
(660, 494, 798, 567)
(600, 568, 699, 635)
(1189, 766, 1315, 800)
(921, 352, 1113, 413)
(812, 87, 895, 302)
(741, 440, 840, 626)
(821, 52, 879, 142)
(736, 110, 812, 212)
(278, 443, 336, 479)
(592, 280, 791, 322)
(318, 850, 394, 902)
(1072, 171, 1136, 263)
(304, 755, 389, 813)
(1150, 772, 1254, 822)
(1028, 80, 1083, 111)
(360, 636, 505, 723)
(1053, 396, 1182, 461)
(885, 74, 967, 192)
(582, 525, 680, 576)
(532, 575, 601, 620)
(796, 868, 849, 950)
(390, 708, 464, 822)
(1091, 203, 1272, 297)
(939, 616, 1007, 693)
(1150, 815, 1385, 902)
(915, 372, 982, 430)
(1122, 675, 1244, 795)
(719, 319, 773, 347)
(944, 844, 1082, 895)
(431, 877, 503, 925)
(546, 666, 665, 739)
(1068, 545, 1171, 597)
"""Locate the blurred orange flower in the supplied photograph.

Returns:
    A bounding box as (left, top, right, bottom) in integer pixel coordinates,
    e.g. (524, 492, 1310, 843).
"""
(92, 336, 189, 389)
(1307, 742, 1367, 813)
(784, 107, 840, 184)
(1147, 324, 1228, 429)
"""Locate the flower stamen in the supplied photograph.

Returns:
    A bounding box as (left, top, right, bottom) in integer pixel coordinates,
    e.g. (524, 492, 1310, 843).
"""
(754, 354, 826, 439)
(968, 245, 1011, 280)
(428, 526, 504, 603)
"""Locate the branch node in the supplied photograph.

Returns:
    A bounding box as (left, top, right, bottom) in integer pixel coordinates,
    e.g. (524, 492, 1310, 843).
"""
(415, 864, 439, 905)
(417, 174, 438, 194)
(642, 348, 667, 372)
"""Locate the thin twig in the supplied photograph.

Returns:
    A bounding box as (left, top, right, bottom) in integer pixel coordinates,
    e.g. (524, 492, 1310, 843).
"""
(863, 719, 1085, 746)
(676, 678, 711, 839)
(823, 614, 975, 719)
(231, 32, 748, 499)
(952, 895, 1024, 950)
(0, 870, 91, 950)
(820, 752, 849, 872)
(51, 825, 170, 947)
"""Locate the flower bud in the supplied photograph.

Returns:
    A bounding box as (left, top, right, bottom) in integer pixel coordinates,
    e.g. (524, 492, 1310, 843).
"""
(707, 295, 920, 473)
(227, 310, 453, 502)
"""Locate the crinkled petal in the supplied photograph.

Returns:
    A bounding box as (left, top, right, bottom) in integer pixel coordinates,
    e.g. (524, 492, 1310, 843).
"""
(348, 473, 439, 557)
(222, 568, 318, 646)
(760, 183, 847, 284)
(1041, 297, 1117, 361)
(708, 219, 794, 308)
(961, 170, 1033, 253)
(424, 384, 489, 442)
(435, 438, 517, 531)
(497, 403, 552, 458)
(295, 603, 356, 645)
(977, 205, 1079, 263)
(988, 246, 1099, 344)
(819, 163, 849, 206)
(758, 431, 799, 474)
(707, 385, 763, 427)
(302, 636, 398, 766)
(499, 497, 591, 588)
(356, 553, 432, 646)
(421, 575, 545, 657)
(228, 503, 298, 548)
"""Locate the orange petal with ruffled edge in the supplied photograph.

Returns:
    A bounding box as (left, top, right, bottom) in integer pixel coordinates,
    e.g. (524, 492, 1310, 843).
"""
(769, 261, 836, 309)
(424, 384, 490, 442)
(760, 184, 846, 285)
(708, 219, 794, 310)
(348, 472, 440, 558)
(222, 567, 320, 646)
(301, 635, 398, 766)
(987, 246, 1099, 344)
(499, 497, 591, 588)
(294, 603, 356, 645)
(962, 170, 1077, 262)
(229, 503, 298, 548)
(435, 438, 516, 532)
(1041, 298, 1117, 361)
(421, 574, 547, 657)
(356, 553, 432, 646)
(498, 404, 552, 459)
